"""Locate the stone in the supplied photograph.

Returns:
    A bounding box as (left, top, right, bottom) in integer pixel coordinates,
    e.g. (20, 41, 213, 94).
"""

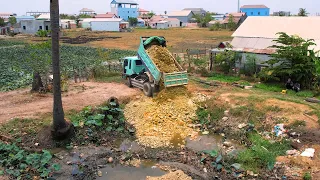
(300, 148, 315, 158)
(108, 157, 113, 163)
(286, 150, 300, 156)
(98, 171, 102, 177)
(238, 123, 247, 129)
(222, 117, 229, 121)
(224, 110, 229, 116)
(231, 163, 241, 170)
(203, 168, 208, 173)
(223, 141, 232, 147)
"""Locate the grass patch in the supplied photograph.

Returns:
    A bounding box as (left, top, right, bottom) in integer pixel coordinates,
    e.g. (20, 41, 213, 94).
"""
(254, 83, 283, 92)
(94, 72, 123, 83)
(265, 105, 283, 112)
(236, 133, 291, 172)
(303, 172, 312, 180)
(0, 117, 51, 138)
(208, 73, 240, 83)
(287, 90, 315, 98)
(288, 120, 306, 128)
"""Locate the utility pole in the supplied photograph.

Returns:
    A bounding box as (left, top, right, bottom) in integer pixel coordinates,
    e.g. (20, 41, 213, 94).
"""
(238, 0, 240, 12)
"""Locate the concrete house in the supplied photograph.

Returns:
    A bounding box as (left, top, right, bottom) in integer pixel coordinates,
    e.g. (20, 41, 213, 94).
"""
(110, 0, 138, 20)
(168, 10, 194, 26)
(182, 8, 206, 16)
(167, 18, 182, 28)
(240, 5, 270, 16)
(19, 20, 51, 34)
(90, 18, 128, 31)
(80, 8, 95, 15)
(156, 21, 169, 29)
(230, 16, 320, 69)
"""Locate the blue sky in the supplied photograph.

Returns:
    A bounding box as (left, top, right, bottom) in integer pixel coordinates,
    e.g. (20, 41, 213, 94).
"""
(1, 0, 319, 16)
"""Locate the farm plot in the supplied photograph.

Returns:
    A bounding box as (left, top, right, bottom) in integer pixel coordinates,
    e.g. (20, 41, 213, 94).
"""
(0, 40, 135, 91)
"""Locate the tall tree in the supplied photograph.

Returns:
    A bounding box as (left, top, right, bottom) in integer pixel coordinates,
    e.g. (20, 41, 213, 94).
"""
(227, 15, 237, 30)
(298, 8, 308, 16)
(50, 0, 70, 138)
(9, 17, 17, 26)
(0, 17, 5, 27)
(193, 13, 212, 27)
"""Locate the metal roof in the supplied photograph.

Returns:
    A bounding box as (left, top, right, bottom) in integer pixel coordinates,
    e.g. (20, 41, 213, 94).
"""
(232, 16, 320, 40)
(36, 14, 50, 20)
(94, 13, 117, 18)
(89, 18, 123, 22)
(111, 0, 138, 5)
(240, 5, 268, 9)
(168, 10, 193, 17)
(80, 8, 95, 12)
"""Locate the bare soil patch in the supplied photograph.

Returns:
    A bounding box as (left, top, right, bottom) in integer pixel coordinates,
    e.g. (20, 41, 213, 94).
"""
(60, 35, 121, 44)
(0, 82, 140, 123)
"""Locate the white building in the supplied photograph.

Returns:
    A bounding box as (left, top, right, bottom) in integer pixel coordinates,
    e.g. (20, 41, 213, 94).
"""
(90, 18, 128, 31)
(166, 18, 182, 27)
(156, 21, 169, 29)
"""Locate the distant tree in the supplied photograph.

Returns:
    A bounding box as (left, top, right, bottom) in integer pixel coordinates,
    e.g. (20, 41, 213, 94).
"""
(147, 11, 156, 17)
(193, 13, 212, 27)
(259, 32, 318, 89)
(78, 14, 91, 18)
(8, 17, 17, 25)
(60, 14, 76, 20)
(209, 21, 221, 31)
(164, 11, 167, 15)
(0, 17, 5, 27)
(298, 8, 308, 16)
(227, 15, 237, 30)
(128, 17, 138, 27)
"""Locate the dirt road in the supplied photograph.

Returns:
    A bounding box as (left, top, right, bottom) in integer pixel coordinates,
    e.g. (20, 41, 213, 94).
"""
(0, 82, 140, 124)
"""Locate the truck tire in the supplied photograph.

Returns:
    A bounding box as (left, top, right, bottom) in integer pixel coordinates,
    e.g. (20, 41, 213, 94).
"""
(143, 82, 153, 97)
(127, 77, 133, 88)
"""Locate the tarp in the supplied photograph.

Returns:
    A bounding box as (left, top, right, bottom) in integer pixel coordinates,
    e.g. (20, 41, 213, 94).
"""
(143, 36, 166, 46)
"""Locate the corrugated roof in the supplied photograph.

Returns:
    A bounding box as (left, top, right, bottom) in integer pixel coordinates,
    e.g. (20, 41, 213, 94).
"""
(168, 10, 193, 17)
(36, 14, 50, 20)
(89, 18, 123, 22)
(182, 8, 205, 12)
(138, 8, 149, 12)
(232, 16, 320, 40)
(80, 8, 95, 12)
(111, 0, 138, 5)
(16, 16, 35, 19)
(166, 18, 180, 22)
(95, 14, 116, 18)
(240, 5, 268, 9)
(226, 12, 245, 17)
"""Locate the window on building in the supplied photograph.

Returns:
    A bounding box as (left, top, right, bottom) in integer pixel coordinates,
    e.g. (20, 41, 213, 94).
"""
(23, 26, 26, 30)
(133, 11, 135, 13)
(128, 16, 129, 19)
(39, 26, 43, 30)
(251, 12, 253, 15)
(265, 12, 268, 15)
(45, 26, 49, 30)
(258, 12, 260, 15)
(128, 11, 130, 13)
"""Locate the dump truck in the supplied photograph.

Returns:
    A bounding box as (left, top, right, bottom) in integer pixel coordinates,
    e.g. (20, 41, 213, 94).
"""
(122, 36, 188, 97)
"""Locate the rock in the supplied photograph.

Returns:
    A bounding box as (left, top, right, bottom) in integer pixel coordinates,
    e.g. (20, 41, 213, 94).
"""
(286, 150, 300, 156)
(244, 86, 253, 89)
(300, 148, 315, 158)
(247, 170, 254, 176)
(97, 170, 102, 177)
(222, 117, 229, 121)
(108, 157, 113, 163)
(202, 131, 209, 135)
(238, 123, 247, 129)
(223, 141, 232, 147)
(224, 110, 229, 116)
(67, 161, 72, 165)
(34, 143, 39, 146)
(231, 163, 241, 170)
(203, 168, 208, 173)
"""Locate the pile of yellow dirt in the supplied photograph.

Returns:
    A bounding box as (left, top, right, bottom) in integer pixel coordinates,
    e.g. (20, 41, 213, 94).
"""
(146, 45, 179, 73)
(124, 94, 197, 148)
(154, 86, 190, 103)
(146, 170, 192, 180)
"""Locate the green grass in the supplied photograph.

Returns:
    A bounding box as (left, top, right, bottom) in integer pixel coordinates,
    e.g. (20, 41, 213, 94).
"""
(208, 73, 240, 83)
(303, 172, 312, 180)
(254, 83, 283, 92)
(236, 133, 291, 172)
(289, 120, 307, 128)
(264, 105, 283, 112)
(287, 90, 315, 98)
(94, 72, 123, 83)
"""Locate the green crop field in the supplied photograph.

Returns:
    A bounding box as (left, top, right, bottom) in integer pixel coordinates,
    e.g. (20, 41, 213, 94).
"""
(0, 40, 135, 91)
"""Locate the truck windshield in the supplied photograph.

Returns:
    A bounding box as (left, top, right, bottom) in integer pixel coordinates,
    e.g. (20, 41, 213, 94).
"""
(124, 59, 128, 66)
(135, 60, 143, 65)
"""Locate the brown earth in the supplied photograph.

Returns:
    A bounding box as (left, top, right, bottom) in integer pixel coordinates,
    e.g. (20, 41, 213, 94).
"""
(0, 82, 140, 124)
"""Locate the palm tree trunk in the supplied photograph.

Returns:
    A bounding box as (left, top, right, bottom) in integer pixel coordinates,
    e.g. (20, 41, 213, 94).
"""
(50, 0, 70, 138)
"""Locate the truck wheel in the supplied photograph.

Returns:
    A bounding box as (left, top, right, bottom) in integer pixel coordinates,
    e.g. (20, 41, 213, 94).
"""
(143, 82, 153, 97)
(127, 77, 133, 88)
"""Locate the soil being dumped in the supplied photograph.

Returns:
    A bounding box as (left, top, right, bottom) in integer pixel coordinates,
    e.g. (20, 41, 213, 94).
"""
(146, 45, 179, 73)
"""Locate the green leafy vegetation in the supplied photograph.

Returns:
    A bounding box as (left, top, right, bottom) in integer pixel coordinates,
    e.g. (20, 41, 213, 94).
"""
(236, 133, 290, 172)
(0, 142, 60, 179)
(254, 83, 283, 92)
(303, 172, 312, 180)
(0, 40, 135, 91)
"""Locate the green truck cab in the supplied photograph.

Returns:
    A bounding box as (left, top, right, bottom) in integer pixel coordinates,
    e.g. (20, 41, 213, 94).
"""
(122, 36, 188, 97)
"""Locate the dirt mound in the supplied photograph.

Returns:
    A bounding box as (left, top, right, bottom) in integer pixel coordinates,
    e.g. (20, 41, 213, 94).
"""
(146, 45, 179, 73)
(124, 94, 197, 148)
(146, 170, 192, 180)
(154, 86, 190, 103)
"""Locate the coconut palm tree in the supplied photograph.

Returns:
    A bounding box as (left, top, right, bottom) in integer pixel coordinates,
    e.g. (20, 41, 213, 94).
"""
(298, 8, 308, 16)
(50, 0, 70, 138)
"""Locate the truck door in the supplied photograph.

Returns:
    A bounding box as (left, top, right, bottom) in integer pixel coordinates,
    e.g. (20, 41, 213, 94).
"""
(123, 59, 128, 74)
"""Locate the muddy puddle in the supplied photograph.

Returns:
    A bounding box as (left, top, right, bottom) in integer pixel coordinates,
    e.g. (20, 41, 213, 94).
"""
(97, 160, 166, 180)
(170, 133, 244, 153)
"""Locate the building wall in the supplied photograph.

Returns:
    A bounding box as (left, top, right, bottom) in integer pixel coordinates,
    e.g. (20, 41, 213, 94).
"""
(19, 20, 50, 34)
(157, 22, 169, 29)
(90, 21, 120, 31)
(168, 19, 181, 27)
(81, 22, 91, 29)
(240, 8, 270, 16)
(236, 53, 272, 71)
(117, 7, 138, 20)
